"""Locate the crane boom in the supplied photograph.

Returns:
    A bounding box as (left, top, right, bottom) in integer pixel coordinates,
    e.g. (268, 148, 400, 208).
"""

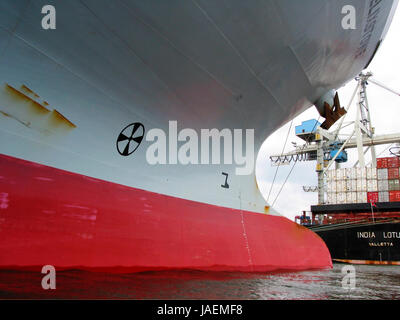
(369, 78, 400, 97)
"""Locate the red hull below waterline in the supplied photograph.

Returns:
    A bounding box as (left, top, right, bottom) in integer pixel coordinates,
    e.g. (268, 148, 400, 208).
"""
(0, 154, 332, 273)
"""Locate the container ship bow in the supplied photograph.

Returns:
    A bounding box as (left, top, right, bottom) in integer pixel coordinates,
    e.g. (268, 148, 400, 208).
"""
(0, 0, 397, 274)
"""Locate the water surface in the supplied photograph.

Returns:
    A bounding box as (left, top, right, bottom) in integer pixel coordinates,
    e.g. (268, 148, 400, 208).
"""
(1, 263, 399, 299)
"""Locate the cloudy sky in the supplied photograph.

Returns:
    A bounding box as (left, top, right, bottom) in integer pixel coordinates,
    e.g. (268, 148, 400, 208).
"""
(256, 6, 400, 222)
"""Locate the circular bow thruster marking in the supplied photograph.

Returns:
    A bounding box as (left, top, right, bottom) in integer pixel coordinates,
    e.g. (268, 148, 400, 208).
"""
(116, 122, 145, 156)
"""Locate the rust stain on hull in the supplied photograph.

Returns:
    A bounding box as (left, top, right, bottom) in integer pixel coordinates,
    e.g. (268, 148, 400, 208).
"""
(5, 84, 50, 114)
(0, 109, 31, 127)
(20, 84, 40, 99)
(1, 82, 77, 133)
(0, 110, 10, 117)
(48, 109, 76, 129)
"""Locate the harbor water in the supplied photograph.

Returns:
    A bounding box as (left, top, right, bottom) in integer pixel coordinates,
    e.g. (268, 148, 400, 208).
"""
(1, 263, 399, 300)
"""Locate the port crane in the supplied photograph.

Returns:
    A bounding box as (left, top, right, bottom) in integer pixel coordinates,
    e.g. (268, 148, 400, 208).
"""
(269, 72, 400, 208)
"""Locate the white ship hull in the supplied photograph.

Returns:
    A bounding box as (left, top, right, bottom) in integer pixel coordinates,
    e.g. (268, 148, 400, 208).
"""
(0, 0, 397, 273)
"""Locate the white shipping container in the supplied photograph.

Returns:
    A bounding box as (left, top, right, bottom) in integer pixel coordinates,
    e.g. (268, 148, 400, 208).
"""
(346, 192, 352, 203)
(366, 167, 371, 180)
(356, 167, 366, 180)
(377, 168, 388, 180)
(378, 180, 389, 191)
(335, 180, 340, 192)
(337, 180, 346, 192)
(379, 191, 389, 202)
(366, 180, 372, 192)
(367, 168, 377, 180)
(357, 192, 367, 203)
(326, 192, 332, 204)
(351, 192, 358, 203)
(372, 168, 378, 180)
(344, 180, 351, 192)
(338, 192, 346, 204)
(356, 179, 367, 192)
(332, 180, 337, 193)
(336, 192, 341, 203)
(351, 179, 357, 192)
(345, 168, 352, 180)
(326, 193, 331, 204)
(345, 180, 352, 192)
(350, 168, 357, 180)
(367, 179, 378, 192)
(326, 182, 331, 193)
(342, 168, 348, 180)
(330, 192, 337, 204)
(336, 169, 343, 180)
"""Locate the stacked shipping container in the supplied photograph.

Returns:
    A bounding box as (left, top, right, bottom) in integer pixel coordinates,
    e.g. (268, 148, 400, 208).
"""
(326, 167, 370, 204)
(377, 156, 400, 203)
(326, 156, 400, 204)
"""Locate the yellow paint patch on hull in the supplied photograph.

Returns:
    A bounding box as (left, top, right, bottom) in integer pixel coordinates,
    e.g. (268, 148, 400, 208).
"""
(334, 258, 400, 265)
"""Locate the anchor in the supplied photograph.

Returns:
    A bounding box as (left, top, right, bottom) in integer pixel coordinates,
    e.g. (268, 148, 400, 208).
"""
(320, 92, 347, 130)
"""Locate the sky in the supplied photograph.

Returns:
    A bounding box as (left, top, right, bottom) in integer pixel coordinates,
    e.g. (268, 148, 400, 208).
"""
(255, 6, 400, 222)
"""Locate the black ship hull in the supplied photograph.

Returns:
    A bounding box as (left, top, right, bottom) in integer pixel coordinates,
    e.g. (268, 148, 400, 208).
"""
(309, 220, 400, 265)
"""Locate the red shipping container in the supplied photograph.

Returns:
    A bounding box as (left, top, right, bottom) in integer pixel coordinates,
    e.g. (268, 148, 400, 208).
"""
(387, 157, 399, 168)
(367, 192, 379, 203)
(388, 167, 400, 180)
(377, 157, 388, 168)
(389, 191, 400, 202)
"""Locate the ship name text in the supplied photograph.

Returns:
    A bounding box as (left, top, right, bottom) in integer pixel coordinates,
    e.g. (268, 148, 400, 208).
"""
(369, 242, 393, 247)
(357, 231, 400, 239)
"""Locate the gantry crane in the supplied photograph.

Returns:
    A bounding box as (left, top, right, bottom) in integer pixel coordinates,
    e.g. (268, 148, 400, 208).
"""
(269, 72, 400, 206)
